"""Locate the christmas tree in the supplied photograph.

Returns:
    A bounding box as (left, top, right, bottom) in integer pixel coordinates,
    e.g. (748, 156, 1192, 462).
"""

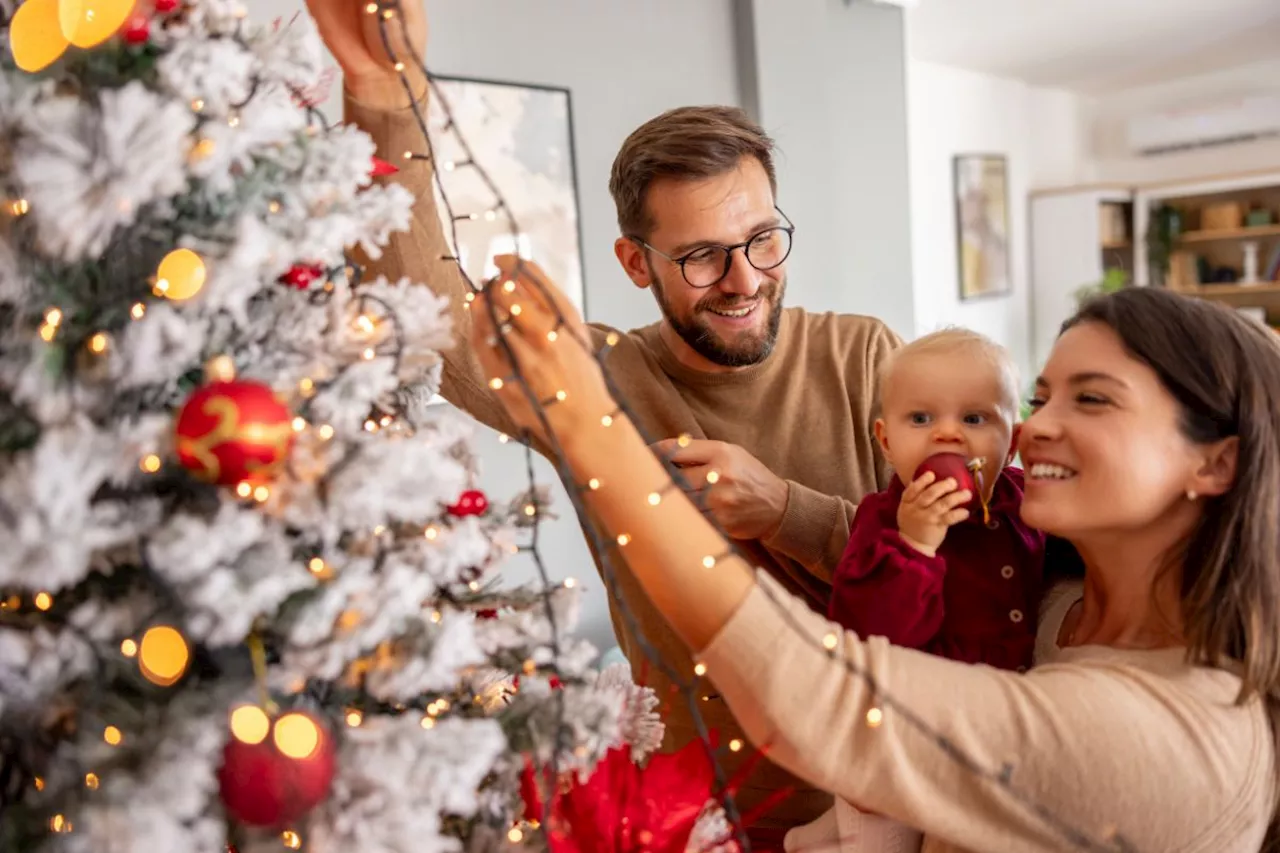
(0, 2, 668, 851)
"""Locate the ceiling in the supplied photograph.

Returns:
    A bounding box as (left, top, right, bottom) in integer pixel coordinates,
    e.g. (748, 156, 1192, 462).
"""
(905, 0, 1280, 94)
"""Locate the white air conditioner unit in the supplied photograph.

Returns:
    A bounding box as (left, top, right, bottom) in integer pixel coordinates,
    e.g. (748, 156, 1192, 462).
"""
(1126, 94, 1280, 156)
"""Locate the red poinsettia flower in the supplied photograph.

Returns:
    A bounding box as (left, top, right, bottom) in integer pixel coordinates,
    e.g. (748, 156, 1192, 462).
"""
(520, 737, 790, 853)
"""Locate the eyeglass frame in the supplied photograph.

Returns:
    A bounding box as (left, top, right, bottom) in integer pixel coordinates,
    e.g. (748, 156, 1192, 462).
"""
(627, 207, 796, 289)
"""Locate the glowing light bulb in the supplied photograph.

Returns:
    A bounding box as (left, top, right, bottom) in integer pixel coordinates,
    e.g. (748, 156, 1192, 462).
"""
(138, 625, 190, 687)
(120, 638, 137, 657)
(508, 828, 524, 843)
(273, 713, 321, 759)
(866, 707, 884, 728)
(253, 485, 270, 503)
(291, 417, 307, 432)
(822, 633, 839, 650)
(154, 248, 206, 301)
(88, 333, 109, 354)
(103, 726, 123, 746)
(729, 738, 743, 752)
(60, 0, 136, 49)
(130, 302, 146, 319)
(345, 709, 363, 727)
(230, 704, 270, 745)
(282, 830, 301, 849)
(34, 592, 52, 611)
(601, 414, 614, 427)
(236, 482, 253, 498)
(706, 470, 721, 485)
(140, 454, 161, 473)
(693, 662, 707, 676)
(10, 0, 70, 73)
(85, 772, 99, 789)
(564, 578, 576, 589)
(205, 354, 236, 382)
(646, 492, 661, 506)
(616, 533, 631, 546)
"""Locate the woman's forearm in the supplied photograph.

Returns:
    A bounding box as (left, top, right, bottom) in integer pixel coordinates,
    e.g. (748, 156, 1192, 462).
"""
(558, 409, 756, 652)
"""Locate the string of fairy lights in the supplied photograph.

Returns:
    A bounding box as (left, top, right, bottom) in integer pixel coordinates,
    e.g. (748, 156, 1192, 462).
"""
(370, 1, 1142, 851)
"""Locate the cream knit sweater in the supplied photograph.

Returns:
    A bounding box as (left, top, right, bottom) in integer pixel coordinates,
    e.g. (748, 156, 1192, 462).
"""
(699, 574, 1276, 852)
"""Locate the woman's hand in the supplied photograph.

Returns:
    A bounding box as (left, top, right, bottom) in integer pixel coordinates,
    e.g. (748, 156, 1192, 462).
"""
(305, 0, 427, 108)
(471, 256, 616, 450)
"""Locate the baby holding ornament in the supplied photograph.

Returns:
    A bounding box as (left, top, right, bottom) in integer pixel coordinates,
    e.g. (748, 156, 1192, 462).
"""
(785, 329, 1047, 853)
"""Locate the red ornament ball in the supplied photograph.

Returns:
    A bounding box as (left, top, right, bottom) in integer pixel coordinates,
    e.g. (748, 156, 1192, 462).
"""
(154, 0, 180, 12)
(218, 707, 335, 828)
(175, 380, 294, 486)
(447, 489, 489, 517)
(278, 264, 325, 291)
(913, 452, 981, 514)
(121, 15, 150, 44)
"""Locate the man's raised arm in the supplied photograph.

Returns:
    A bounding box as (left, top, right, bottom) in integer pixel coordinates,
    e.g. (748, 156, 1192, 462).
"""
(308, 0, 517, 436)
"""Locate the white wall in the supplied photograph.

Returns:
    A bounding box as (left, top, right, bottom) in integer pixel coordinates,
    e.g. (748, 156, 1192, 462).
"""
(905, 59, 1089, 382)
(1087, 58, 1280, 185)
(254, 0, 743, 652)
(745, 0, 915, 339)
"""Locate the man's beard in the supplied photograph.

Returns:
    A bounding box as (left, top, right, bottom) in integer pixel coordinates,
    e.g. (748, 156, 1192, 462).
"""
(649, 261, 785, 368)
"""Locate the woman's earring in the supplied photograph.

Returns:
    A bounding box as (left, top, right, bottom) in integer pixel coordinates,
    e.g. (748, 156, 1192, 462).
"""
(1186, 490, 1198, 501)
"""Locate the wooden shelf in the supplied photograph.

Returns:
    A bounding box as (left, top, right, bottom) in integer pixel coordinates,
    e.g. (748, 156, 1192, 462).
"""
(1182, 283, 1280, 298)
(1177, 224, 1280, 244)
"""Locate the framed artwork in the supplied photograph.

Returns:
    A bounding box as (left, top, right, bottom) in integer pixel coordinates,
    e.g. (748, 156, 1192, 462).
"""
(953, 154, 1011, 301)
(426, 75, 587, 317)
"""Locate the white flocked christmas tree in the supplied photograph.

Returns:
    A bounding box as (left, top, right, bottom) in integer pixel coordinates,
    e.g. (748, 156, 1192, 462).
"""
(0, 2, 670, 851)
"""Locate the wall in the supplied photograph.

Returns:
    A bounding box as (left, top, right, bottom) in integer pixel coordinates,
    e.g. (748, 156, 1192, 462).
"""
(905, 59, 1090, 381)
(743, 0, 915, 339)
(1087, 58, 1280, 185)
(253, 0, 743, 651)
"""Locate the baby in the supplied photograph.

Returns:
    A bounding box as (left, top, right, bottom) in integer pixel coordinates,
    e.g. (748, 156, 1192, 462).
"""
(784, 328, 1046, 853)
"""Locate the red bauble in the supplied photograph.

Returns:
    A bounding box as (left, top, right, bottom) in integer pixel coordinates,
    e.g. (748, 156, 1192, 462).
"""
(370, 156, 400, 177)
(278, 264, 325, 290)
(175, 380, 294, 486)
(154, 0, 180, 12)
(447, 489, 489, 517)
(218, 709, 335, 828)
(121, 15, 150, 44)
(913, 452, 981, 514)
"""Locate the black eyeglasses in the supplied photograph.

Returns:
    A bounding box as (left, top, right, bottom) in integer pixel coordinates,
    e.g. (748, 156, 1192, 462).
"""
(630, 209, 795, 288)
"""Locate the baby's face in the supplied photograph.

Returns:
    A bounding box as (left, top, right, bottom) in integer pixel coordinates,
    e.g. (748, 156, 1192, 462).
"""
(876, 352, 1016, 497)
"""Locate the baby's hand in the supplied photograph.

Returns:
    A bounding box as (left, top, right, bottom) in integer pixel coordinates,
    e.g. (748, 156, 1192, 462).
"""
(896, 471, 971, 557)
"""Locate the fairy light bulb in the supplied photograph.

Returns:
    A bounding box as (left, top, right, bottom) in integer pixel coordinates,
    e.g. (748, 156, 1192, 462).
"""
(120, 638, 138, 657)
(235, 482, 253, 498)
(345, 709, 363, 728)
(103, 726, 123, 746)
(7, 198, 29, 217)
(154, 249, 206, 301)
(706, 471, 721, 484)
(282, 830, 302, 849)
(140, 454, 161, 473)
(616, 533, 631, 546)
(508, 828, 524, 843)
(9, 0, 70, 72)
(205, 354, 236, 382)
(84, 772, 99, 789)
(229, 705, 270, 745)
(88, 332, 109, 354)
(138, 625, 190, 687)
(130, 302, 146, 320)
(702, 555, 716, 569)
(34, 592, 52, 611)
(693, 662, 707, 676)
(866, 707, 884, 728)
(729, 738, 743, 752)
(59, 0, 137, 49)
(646, 492, 661, 506)
(273, 712, 320, 759)
(822, 632, 839, 650)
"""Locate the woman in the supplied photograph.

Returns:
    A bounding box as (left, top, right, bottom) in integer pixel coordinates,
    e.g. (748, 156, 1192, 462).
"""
(472, 256, 1278, 852)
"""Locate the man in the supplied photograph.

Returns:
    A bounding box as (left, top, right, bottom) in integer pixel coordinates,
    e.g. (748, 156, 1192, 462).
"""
(307, 0, 901, 840)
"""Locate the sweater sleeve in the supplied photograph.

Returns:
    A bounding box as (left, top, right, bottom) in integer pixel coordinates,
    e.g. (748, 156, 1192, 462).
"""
(828, 493, 946, 649)
(867, 323, 904, 491)
(698, 572, 1275, 852)
(343, 91, 619, 453)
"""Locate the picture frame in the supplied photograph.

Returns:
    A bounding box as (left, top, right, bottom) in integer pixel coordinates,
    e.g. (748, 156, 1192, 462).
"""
(953, 153, 1012, 301)
(426, 74, 587, 317)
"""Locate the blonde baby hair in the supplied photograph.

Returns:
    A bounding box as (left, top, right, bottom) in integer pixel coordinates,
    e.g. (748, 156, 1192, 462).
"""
(876, 327, 1021, 421)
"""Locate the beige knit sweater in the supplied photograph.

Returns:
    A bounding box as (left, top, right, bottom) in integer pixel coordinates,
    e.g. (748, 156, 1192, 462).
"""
(700, 573, 1276, 852)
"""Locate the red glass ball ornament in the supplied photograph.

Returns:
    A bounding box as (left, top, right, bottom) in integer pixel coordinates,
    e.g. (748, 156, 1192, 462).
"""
(121, 15, 150, 44)
(278, 264, 325, 291)
(370, 156, 400, 177)
(154, 0, 180, 13)
(447, 489, 489, 518)
(175, 380, 294, 486)
(218, 709, 335, 827)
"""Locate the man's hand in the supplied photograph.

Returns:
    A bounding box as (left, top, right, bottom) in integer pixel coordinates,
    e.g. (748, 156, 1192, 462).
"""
(305, 0, 427, 109)
(896, 471, 970, 558)
(650, 439, 789, 541)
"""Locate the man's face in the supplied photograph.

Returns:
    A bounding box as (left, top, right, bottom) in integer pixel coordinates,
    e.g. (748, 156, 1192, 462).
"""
(623, 157, 788, 371)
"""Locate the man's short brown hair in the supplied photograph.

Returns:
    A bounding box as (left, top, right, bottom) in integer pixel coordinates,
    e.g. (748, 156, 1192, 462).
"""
(608, 106, 777, 239)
